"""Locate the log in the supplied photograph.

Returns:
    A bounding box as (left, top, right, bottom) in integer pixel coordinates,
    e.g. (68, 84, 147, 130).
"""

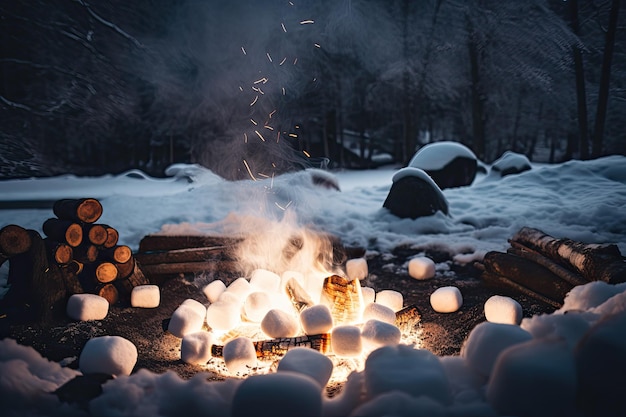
(511, 227, 626, 283)
(101, 225, 119, 249)
(138, 234, 242, 253)
(83, 224, 108, 246)
(60, 261, 85, 295)
(95, 262, 118, 283)
(53, 198, 103, 224)
(210, 333, 331, 359)
(115, 256, 136, 280)
(114, 261, 150, 302)
(97, 283, 119, 305)
(140, 260, 240, 277)
(42, 218, 83, 247)
(507, 241, 588, 287)
(99, 245, 132, 264)
(481, 270, 562, 309)
(74, 243, 99, 263)
(481, 251, 573, 304)
(0, 224, 32, 266)
(394, 304, 422, 335)
(134, 246, 229, 265)
(44, 239, 73, 265)
(3, 230, 69, 321)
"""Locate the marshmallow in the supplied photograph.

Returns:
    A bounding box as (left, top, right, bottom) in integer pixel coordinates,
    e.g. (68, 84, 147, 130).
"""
(261, 309, 299, 338)
(202, 280, 226, 303)
(225, 277, 253, 301)
(168, 304, 205, 338)
(250, 269, 281, 293)
(206, 299, 242, 332)
(361, 319, 402, 351)
(484, 295, 523, 325)
(79, 336, 137, 376)
(376, 289, 403, 312)
(180, 298, 206, 318)
(331, 325, 362, 357)
(300, 304, 333, 335)
(277, 347, 334, 387)
(362, 302, 397, 325)
(346, 258, 368, 281)
(130, 285, 160, 308)
(430, 286, 463, 313)
(244, 291, 272, 323)
(361, 286, 376, 305)
(181, 331, 214, 365)
(408, 256, 436, 280)
(223, 337, 257, 375)
(67, 294, 109, 321)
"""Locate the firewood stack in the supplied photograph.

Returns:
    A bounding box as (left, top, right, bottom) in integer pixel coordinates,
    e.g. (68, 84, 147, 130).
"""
(0, 198, 149, 321)
(477, 226, 626, 308)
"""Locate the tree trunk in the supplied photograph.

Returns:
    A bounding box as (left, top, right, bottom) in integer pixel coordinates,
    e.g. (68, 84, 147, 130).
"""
(591, 0, 620, 158)
(467, 17, 486, 160)
(569, 0, 589, 160)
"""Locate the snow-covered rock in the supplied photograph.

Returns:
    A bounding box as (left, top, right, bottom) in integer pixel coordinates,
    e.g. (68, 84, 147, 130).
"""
(484, 295, 523, 325)
(79, 336, 137, 376)
(277, 347, 334, 388)
(408, 256, 436, 280)
(181, 331, 214, 365)
(364, 345, 452, 404)
(231, 371, 322, 417)
(408, 141, 478, 189)
(66, 293, 109, 321)
(383, 167, 449, 219)
(261, 309, 299, 338)
(331, 325, 362, 357)
(461, 321, 533, 377)
(490, 151, 531, 178)
(430, 286, 463, 313)
(130, 285, 160, 308)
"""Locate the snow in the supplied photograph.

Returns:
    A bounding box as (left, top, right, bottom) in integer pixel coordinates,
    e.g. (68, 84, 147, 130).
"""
(65, 293, 109, 321)
(78, 336, 137, 376)
(1, 156, 626, 415)
(408, 141, 477, 171)
(430, 286, 464, 313)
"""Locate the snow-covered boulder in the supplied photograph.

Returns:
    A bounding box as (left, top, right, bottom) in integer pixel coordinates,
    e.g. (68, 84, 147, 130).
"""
(490, 151, 531, 178)
(383, 167, 449, 219)
(408, 141, 478, 189)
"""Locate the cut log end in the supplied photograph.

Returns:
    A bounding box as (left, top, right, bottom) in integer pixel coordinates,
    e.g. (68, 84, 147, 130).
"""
(102, 226, 119, 248)
(53, 198, 103, 224)
(95, 262, 118, 283)
(86, 224, 108, 246)
(97, 283, 119, 305)
(0, 224, 32, 256)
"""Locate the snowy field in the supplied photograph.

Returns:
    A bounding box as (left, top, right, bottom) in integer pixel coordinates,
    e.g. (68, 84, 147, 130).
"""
(1, 155, 626, 416)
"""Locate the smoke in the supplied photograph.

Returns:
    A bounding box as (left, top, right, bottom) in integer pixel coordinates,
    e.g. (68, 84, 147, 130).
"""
(137, 0, 324, 180)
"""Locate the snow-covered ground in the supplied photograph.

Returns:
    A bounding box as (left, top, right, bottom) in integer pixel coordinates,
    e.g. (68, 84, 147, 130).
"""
(1, 155, 626, 416)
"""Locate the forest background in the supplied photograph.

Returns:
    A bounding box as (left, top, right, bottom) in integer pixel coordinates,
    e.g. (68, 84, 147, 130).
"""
(1, 0, 624, 180)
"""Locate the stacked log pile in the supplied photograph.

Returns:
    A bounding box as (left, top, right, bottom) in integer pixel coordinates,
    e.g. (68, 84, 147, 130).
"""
(0, 198, 148, 321)
(477, 227, 626, 308)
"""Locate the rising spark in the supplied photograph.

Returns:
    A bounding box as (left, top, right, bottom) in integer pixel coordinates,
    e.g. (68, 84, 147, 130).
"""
(257, 172, 270, 179)
(300, 20, 314, 24)
(279, 57, 287, 66)
(250, 96, 259, 106)
(243, 160, 256, 181)
(251, 118, 258, 126)
(276, 131, 281, 143)
(293, 58, 298, 65)
(244, 132, 248, 143)
(289, 133, 298, 138)
(282, 87, 286, 95)
(303, 150, 311, 157)
(281, 22, 287, 32)
(266, 52, 273, 63)
(269, 110, 277, 118)
(275, 202, 287, 211)
(254, 77, 268, 84)
(255, 130, 266, 142)
(264, 125, 274, 131)
(252, 87, 265, 95)
(239, 86, 244, 92)
(241, 46, 247, 55)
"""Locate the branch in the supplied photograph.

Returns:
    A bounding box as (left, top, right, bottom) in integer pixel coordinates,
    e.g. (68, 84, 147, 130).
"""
(74, 0, 144, 49)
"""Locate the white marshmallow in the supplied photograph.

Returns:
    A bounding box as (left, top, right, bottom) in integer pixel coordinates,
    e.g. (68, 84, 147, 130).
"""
(362, 302, 397, 325)
(484, 295, 523, 325)
(346, 258, 368, 281)
(180, 298, 207, 318)
(376, 289, 403, 312)
(67, 294, 109, 321)
(130, 285, 160, 308)
(250, 269, 281, 293)
(168, 304, 205, 338)
(300, 304, 333, 335)
(331, 325, 362, 357)
(181, 331, 214, 365)
(277, 347, 334, 388)
(202, 280, 226, 303)
(361, 319, 402, 351)
(261, 309, 299, 338)
(361, 286, 376, 305)
(430, 286, 463, 313)
(244, 291, 272, 322)
(223, 337, 257, 375)
(206, 300, 242, 332)
(408, 256, 436, 280)
(281, 270, 305, 289)
(226, 277, 253, 301)
(79, 335, 137, 376)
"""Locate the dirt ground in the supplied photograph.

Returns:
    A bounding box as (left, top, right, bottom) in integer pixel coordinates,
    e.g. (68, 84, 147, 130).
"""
(0, 245, 556, 389)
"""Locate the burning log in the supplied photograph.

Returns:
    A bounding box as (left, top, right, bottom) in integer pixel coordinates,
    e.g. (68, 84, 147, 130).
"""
(511, 227, 626, 284)
(0, 224, 32, 266)
(285, 277, 315, 313)
(52, 198, 103, 224)
(211, 333, 332, 359)
(320, 275, 364, 325)
(42, 218, 83, 247)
